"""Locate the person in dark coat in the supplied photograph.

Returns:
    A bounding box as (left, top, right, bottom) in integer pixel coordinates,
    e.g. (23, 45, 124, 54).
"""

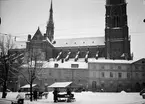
(66, 88, 74, 102)
(33, 90, 38, 101)
(67, 88, 71, 95)
(53, 88, 58, 102)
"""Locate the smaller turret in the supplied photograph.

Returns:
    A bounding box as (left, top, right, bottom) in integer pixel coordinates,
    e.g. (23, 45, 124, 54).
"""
(44, 34, 47, 40)
(27, 34, 31, 41)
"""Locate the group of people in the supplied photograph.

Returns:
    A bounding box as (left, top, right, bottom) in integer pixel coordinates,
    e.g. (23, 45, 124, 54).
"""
(53, 88, 74, 103)
(15, 89, 47, 104)
(15, 88, 73, 103)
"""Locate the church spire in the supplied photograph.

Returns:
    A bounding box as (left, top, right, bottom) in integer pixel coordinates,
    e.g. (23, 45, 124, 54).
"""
(50, 0, 53, 13)
(46, 0, 54, 42)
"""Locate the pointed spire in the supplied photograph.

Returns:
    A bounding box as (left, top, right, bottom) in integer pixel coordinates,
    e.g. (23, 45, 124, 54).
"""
(50, 0, 53, 13)
(49, 0, 53, 21)
(36, 26, 41, 34)
(46, 0, 54, 42)
(38, 26, 40, 30)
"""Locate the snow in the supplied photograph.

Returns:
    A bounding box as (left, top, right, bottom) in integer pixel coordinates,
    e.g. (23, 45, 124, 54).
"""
(42, 60, 88, 69)
(48, 82, 72, 88)
(0, 91, 145, 104)
(21, 84, 37, 88)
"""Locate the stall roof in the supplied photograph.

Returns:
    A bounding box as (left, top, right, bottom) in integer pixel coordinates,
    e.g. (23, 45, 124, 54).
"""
(48, 82, 72, 88)
(21, 84, 37, 88)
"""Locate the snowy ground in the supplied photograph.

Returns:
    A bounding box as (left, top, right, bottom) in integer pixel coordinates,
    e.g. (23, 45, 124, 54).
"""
(0, 91, 145, 104)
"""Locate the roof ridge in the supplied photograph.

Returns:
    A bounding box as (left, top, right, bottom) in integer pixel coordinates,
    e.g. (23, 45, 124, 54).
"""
(55, 36, 104, 40)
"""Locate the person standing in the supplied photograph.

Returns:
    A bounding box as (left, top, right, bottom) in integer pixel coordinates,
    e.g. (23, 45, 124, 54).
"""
(33, 90, 38, 101)
(53, 88, 58, 102)
(16, 90, 25, 104)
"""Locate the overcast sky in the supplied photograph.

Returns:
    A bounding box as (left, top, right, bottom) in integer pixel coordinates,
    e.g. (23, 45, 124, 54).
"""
(0, 0, 145, 59)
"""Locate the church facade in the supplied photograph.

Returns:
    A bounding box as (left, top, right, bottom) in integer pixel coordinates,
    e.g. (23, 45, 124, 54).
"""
(11, 0, 145, 92)
(25, 0, 131, 62)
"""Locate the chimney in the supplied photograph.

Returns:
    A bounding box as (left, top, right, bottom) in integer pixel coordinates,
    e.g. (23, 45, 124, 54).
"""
(27, 34, 31, 41)
(44, 34, 47, 40)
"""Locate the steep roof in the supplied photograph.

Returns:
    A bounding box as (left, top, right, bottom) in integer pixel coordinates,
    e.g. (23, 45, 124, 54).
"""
(53, 37, 105, 47)
(31, 27, 43, 41)
(131, 58, 145, 64)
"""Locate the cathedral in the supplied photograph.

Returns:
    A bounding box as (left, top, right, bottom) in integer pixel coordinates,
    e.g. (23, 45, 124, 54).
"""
(25, 0, 131, 62)
(10, 0, 145, 92)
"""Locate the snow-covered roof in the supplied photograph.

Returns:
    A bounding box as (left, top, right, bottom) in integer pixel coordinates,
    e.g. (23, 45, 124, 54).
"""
(48, 82, 72, 88)
(42, 59, 88, 69)
(13, 41, 26, 49)
(53, 37, 105, 47)
(21, 61, 48, 68)
(21, 84, 37, 88)
(88, 58, 134, 64)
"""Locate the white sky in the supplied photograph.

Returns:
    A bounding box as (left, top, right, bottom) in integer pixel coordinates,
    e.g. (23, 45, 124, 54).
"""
(0, 0, 145, 59)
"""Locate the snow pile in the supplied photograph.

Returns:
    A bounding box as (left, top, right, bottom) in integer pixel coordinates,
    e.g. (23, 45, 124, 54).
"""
(120, 90, 126, 94)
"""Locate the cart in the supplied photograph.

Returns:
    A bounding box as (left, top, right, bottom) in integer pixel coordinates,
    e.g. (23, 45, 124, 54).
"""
(48, 82, 76, 102)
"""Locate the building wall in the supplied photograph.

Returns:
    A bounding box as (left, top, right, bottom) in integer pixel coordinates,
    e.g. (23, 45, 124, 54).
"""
(131, 60, 145, 92)
(18, 59, 145, 92)
(19, 67, 89, 91)
(88, 61, 145, 92)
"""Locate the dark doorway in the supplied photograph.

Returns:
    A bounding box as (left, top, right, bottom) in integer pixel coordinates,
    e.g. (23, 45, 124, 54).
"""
(142, 82, 145, 89)
(92, 81, 97, 91)
(135, 82, 141, 92)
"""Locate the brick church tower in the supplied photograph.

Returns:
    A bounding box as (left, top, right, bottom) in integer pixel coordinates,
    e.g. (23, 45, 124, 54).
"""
(105, 0, 131, 60)
(46, 0, 54, 42)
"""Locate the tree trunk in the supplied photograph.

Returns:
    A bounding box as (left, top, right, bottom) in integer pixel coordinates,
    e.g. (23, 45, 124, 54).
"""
(2, 61, 8, 98)
(2, 81, 7, 98)
(30, 83, 33, 101)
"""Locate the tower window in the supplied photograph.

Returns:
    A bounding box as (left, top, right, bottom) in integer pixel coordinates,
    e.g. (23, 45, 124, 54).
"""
(113, 16, 120, 27)
(54, 63, 59, 68)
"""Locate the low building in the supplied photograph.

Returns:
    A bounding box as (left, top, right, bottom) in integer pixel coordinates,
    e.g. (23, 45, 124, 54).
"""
(19, 58, 145, 92)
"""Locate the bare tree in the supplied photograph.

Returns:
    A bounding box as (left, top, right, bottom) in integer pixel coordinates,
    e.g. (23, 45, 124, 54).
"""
(0, 34, 23, 98)
(20, 49, 43, 101)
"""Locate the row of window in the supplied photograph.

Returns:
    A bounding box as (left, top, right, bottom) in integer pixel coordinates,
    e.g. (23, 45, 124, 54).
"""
(54, 63, 145, 70)
(100, 72, 127, 78)
(91, 65, 145, 71)
(92, 71, 145, 79)
(54, 63, 79, 68)
(90, 65, 129, 70)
